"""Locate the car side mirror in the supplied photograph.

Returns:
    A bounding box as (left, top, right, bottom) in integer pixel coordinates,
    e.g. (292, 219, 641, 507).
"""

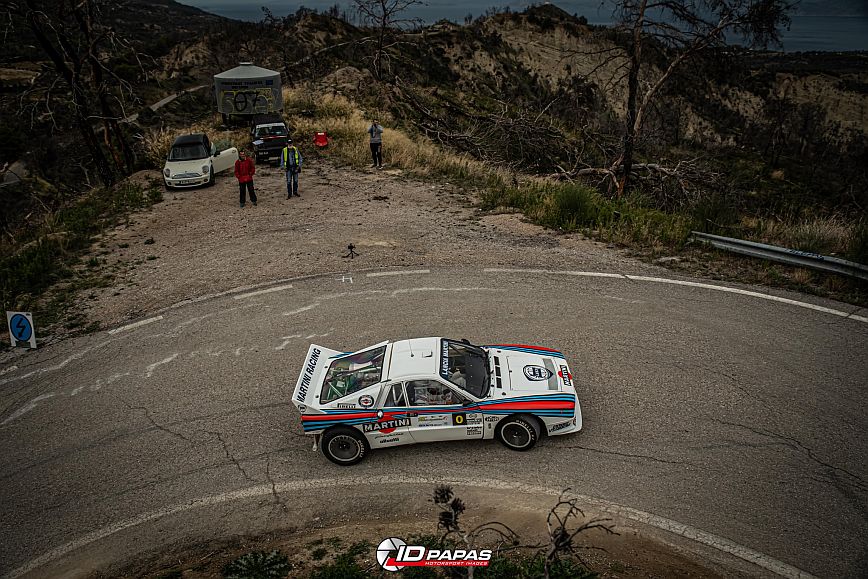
(461, 399, 474, 407)
(213, 150, 220, 156)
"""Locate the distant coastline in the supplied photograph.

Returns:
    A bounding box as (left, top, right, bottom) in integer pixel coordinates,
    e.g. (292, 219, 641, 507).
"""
(177, 0, 868, 53)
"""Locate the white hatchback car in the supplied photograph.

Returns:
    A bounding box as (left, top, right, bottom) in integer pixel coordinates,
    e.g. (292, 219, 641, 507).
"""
(163, 133, 238, 189)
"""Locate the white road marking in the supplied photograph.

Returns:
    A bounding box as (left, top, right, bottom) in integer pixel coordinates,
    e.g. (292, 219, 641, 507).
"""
(624, 275, 868, 323)
(233, 284, 293, 300)
(4, 476, 816, 579)
(70, 386, 85, 397)
(92, 373, 130, 392)
(107, 316, 164, 335)
(387, 287, 505, 297)
(283, 304, 318, 316)
(484, 268, 867, 323)
(1, 393, 56, 426)
(366, 269, 430, 277)
(337, 275, 354, 283)
(604, 295, 644, 304)
(484, 268, 625, 279)
(0, 340, 113, 387)
(144, 354, 179, 378)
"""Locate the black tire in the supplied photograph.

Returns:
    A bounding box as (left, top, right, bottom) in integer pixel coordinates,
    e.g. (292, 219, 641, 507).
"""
(497, 415, 540, 452)
(206, 166, 215, 187)
(163, 180, 173, 192)
(321, 427, 369, 466)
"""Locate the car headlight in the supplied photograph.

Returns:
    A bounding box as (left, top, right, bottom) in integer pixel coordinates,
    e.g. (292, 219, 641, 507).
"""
(163, 168, 170, 178)
(202, 165, 209, 175)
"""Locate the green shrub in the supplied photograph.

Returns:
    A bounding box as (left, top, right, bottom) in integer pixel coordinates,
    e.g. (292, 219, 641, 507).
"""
(222, 550, 291, 579)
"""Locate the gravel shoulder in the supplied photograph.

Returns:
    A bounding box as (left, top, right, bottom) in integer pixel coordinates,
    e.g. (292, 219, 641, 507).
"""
(87, 161, 664, 329)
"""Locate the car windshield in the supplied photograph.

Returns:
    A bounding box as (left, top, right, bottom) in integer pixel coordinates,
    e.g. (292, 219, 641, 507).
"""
(440, 340, 489, 398)
(320, 346, 387, 403)
(255, 125, 287, 138)
(168, 143, 208, 161)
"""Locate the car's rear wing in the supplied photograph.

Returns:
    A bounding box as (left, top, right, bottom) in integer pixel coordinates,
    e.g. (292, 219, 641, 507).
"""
(292, 344, 342, 412)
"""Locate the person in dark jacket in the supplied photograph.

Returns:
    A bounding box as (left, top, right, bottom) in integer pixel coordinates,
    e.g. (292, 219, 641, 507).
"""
(234, 150, 257, 207)
(280, 139, 303, 198)
(367, 120, 383, 168)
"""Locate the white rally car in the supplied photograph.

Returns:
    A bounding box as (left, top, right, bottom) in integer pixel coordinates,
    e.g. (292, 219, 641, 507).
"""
(292, 338, 582, 465)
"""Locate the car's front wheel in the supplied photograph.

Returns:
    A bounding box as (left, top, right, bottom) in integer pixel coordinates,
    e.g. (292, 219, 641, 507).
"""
(206, 166, 215, 187)
(497, 415, 540, 451)
(321, 427, 369, 466)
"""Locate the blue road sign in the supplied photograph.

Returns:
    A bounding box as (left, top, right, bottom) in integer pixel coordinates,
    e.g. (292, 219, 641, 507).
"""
(10, 313, 32, 342)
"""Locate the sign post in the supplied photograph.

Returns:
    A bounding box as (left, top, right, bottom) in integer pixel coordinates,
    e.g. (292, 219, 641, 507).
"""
(6, 311, 36, 349)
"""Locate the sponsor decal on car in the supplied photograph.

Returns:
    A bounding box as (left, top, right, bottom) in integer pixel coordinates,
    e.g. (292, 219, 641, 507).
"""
(377, 436, 401, 444)
(484, 415, 501, 423)
(466, 426, 483, 436)
(296, 347, 321, 403)
(362, 418, 410, 433)
(549, 420, 572, 433)
(418, 415, 448, 428)
(465, 413, 482, 425)
(377, 537, 491, 571)
(558, 365, 573, 387)
(358, 395, 375, 408)
(336, 403, 356, 409)
(523, 365, 553, 381)
(451, 413, 467, 426)
(297, 404, 306, 413)
(440, 341, 450, 379)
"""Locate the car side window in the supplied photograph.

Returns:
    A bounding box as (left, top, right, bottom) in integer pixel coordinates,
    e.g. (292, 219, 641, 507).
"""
(383, 383, 406, 407)
(407, 380, 459, 406)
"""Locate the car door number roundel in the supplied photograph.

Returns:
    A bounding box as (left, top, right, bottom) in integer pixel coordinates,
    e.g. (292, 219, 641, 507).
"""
(451, 413, 466, 426)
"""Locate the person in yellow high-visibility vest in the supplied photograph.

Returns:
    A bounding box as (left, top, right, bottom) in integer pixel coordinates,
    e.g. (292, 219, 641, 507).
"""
(280, 138, 303, 198)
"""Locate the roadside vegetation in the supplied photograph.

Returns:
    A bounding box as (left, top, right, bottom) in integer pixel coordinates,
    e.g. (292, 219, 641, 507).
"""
(145, 486, 619, 578)
(0, 179, 163, 334)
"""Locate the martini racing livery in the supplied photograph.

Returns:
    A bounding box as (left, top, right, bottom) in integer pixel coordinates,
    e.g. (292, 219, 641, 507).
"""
(292, 338, 582, 465)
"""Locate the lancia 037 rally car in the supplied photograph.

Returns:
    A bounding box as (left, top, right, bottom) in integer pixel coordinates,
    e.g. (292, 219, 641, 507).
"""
(292, 338, 582, 465)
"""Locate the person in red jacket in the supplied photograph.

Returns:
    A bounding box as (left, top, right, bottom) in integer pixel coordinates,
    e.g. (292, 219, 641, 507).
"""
(234, 149, 257, 207)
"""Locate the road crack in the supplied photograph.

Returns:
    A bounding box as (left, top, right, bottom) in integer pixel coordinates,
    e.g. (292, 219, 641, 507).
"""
(712, 419, 867, 494)
(564, 444, 686, 465)
(210, 430, 255, 483)
(265, 455, 288, 513)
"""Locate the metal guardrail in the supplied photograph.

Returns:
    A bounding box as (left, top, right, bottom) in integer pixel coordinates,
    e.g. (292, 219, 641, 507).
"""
(690, 231, 868, 282)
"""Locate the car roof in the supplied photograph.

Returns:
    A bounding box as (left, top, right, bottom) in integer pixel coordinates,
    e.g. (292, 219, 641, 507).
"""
(172, 134, 206, 146)
(385, 337, 440, 381)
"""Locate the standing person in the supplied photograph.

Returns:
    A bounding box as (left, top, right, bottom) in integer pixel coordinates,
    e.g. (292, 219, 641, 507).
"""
(280, 138, 303, 198)
(368, 119, 383, 169)
(234, 149, 256, 207)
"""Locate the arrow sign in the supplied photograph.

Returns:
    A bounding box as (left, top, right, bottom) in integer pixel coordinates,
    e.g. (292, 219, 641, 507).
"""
(7, 311, 36, 349)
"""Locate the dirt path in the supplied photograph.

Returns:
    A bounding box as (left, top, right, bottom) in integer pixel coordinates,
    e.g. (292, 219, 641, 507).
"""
(88, 160, 661, 328)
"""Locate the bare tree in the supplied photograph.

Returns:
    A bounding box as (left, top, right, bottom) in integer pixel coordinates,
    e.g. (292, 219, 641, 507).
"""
(610, 0, 793, 196)
(3, 0, 143, 186)
(351, 0, 424, 80)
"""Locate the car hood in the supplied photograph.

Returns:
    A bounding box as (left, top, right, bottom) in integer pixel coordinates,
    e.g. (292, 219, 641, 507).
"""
(164, 159, 209, 176)
(487, 344, 574, 393)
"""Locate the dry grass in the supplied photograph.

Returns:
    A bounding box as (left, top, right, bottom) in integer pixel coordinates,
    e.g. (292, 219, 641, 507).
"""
(282, 87, 511, 186)
(745, 215, 854, 256)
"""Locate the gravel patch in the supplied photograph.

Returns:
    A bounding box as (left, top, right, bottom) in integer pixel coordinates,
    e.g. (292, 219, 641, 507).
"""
(85, 161, 664, 328)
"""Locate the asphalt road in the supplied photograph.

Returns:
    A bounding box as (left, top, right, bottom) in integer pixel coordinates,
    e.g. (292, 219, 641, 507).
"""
(1, 268, 866, 577)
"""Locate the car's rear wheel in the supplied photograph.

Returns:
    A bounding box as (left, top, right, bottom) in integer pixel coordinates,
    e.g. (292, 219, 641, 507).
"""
(322, 427, 369, 466)
(497, 415, 540, 451)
